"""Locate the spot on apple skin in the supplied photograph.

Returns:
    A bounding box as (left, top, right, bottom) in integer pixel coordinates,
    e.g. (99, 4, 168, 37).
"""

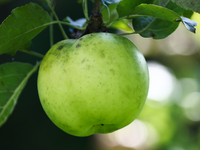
(86, 64, 91, 70)
(58, 46, 63, 50)
(81, 59, 85, 63)
(100, 50, 105, 58)
(76, 44, 80, 48)
(110, 69, 115, 75)
(101, 124, 104, 126)
(105, 88, 111, 93)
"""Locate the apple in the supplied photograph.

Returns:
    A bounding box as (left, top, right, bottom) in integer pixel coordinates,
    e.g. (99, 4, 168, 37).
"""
(37, 33, 149, 137)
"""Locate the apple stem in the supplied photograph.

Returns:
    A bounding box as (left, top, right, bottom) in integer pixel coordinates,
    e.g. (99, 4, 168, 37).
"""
(80, 0, 107, 37)
(92, 0, 101, 15)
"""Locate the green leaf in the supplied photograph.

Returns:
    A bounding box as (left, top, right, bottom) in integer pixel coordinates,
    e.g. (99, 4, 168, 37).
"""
(171, 0, 200, 13)
(117, 0, 153, 18)
(101, 3, 119, 24)
(131, 3, 184, 39)
(132, 17, 180, 39)
(0, 2, 52, 56)
(131, 4, 183, 22)
(183, 9, 194, 18)
(18, 41, 32, 51)
(0, 62, 40, 127)
(110, 19, 133, 32)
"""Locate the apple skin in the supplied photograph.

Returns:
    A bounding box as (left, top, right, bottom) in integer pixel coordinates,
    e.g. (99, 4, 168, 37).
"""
(37, 33, 149, 137)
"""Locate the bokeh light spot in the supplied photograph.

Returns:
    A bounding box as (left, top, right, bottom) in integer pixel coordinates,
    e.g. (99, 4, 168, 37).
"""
(147, 61, 176, 102)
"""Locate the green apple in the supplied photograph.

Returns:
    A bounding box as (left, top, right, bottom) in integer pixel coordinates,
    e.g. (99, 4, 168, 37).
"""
(37, 33, 149, 137)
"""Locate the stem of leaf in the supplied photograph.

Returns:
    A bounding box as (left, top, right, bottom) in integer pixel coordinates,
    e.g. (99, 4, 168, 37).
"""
(81, 0, 106, 35)
(83, 0, 90, 22)
(102, 1, 110, 24)
(19, 50, 44, 59)
(38, 21, 86, 31)
(50, 12, 54, 47)
(46, 0, 68, 39)
(92, 0, 101, 14)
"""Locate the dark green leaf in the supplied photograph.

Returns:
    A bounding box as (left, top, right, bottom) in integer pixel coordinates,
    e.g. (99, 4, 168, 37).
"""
(0, 62, 40, 127)
(117, 0, 153, 18)
(18, 41, 32, 51)
(132, 4, 183, 22)
(132, 3, 184, 39)
(0, 3, 52, 56)
(183, 9, 194, 18)
(171, 0, 200, 13)
(132, 17, 180, 39)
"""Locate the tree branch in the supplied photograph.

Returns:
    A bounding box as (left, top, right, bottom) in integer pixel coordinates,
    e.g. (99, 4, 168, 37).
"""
(92, 0, 101, 15)
(81, 0, 107, 37)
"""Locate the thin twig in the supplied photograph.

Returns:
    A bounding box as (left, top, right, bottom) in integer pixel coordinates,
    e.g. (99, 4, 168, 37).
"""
(50, 12, 54, 47)
(46, 0, 68, 39)
(83, 0, 90, 22)
(18, 50, 44, 59)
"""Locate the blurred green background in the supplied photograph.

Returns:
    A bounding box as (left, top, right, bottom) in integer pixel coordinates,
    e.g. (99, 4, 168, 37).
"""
(0, 0, 200, 150)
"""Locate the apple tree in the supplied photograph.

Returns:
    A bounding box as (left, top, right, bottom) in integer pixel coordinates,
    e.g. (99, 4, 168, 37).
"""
(0, 0, 199, 149)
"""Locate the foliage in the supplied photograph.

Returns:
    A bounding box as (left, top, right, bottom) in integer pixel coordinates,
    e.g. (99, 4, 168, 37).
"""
(0, 0, 199, 149)
(0, 3, 52, 55)
(0, 62, 39, 127)
(171, 0, 200, 13)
